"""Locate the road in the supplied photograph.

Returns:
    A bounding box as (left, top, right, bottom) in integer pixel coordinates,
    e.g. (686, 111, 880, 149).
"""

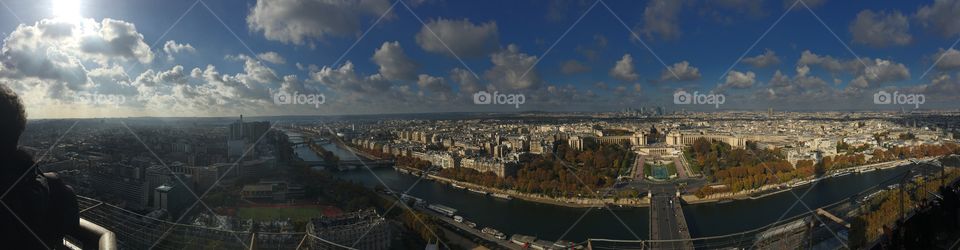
(649, 184, 694, 249)
(425, 208, 523, 250)
(633, 155, 646, 180)
(674, 157, 688, 179)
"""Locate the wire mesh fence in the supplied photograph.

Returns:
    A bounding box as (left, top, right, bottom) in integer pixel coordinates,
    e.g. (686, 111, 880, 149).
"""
(76, 196, 353, 250)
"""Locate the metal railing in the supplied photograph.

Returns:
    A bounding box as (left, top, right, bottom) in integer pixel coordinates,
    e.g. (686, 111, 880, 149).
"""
(75, 196, 353, 249)
(64, 218, 117, 250)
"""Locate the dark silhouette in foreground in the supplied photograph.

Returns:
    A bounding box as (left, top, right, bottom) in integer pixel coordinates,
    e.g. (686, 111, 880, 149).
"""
(0, 85, 79, 249)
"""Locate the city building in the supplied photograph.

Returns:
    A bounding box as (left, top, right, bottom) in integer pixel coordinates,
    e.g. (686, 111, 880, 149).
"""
(307, 209, 391, 250)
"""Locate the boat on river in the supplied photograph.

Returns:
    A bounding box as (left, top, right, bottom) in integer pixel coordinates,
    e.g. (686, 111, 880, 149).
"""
(468, 188, 489, 195)
(491, 193, 512, 200)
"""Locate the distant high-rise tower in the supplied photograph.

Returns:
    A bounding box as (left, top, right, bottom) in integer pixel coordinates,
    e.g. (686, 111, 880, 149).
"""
(228, 114, 270, 160)
(768, 108, 773, 117)
(229, 115, 245, 140)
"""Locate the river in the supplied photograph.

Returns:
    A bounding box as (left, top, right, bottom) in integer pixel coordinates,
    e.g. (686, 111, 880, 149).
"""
(288, 131, 914, 243)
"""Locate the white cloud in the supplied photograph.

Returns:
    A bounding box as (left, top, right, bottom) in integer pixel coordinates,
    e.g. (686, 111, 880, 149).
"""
(416, 74, 451, 101)
(610, 54, 639, 82)
(2, 18, 155, 67)
(660, 61, 701, 82)
(917, 72, 960, 98)
(415, 18, 499, 58)
(450, 68, 480, 94)
(849, 10, 912, 48)
(309, 61, 391, 94)
(246, 0, 393, 45)
(640, 0, 683, 40)
(0, 18, 154, 103)
(80, 19, 155, 64)
(797, 50, 860, 74)
(759, 66, 833, 102)
(560, 59, 590, 75)
(849, 58, 910, 89)
(257, 51, 286, 64)
(915, 0, 960, 37)
(163, 40, 196, 61)
(484, 44, 540, 90)
(931, 48, 960, 71)
(372, 41, 418, 81)
(798, 51, 909, 89)
(723, 70, 756, 88)
(742, 49, 781, 68)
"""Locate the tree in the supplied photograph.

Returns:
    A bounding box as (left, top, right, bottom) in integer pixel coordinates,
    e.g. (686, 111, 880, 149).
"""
(848, 216, 867, 248)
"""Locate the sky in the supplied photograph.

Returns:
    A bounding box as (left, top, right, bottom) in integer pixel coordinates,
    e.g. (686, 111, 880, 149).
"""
(1, 0, 959, 118)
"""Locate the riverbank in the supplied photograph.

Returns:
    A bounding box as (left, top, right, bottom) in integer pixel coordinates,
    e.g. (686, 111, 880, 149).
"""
(391, 157, 931, 208)
(683, 157, 929, 204)
(394, 165, 651, 208)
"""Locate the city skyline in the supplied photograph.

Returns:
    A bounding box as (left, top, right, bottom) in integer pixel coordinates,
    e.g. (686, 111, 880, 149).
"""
(1, 0, 960, 118)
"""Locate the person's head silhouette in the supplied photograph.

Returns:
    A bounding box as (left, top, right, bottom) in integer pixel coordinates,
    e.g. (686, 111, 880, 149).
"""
(0, 84, 26, 154)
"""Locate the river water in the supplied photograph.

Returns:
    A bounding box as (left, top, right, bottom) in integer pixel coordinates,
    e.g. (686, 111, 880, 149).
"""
(288, 132, 912, 242)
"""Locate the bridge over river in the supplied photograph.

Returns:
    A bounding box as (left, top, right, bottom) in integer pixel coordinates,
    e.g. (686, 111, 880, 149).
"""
(304, 159, 395, 170)
(648, 184, 694, 249)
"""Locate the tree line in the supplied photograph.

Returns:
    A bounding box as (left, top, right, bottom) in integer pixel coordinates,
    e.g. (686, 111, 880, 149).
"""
(437, 142, 632, 198)
(691, 138, 960, 197)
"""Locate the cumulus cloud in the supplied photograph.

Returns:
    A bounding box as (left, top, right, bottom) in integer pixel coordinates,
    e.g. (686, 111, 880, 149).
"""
(797, 50, 861, 74)
(86, 65, 135, 96)
(722, 70, 756, 89)
(257, 51, 286, 64)
(931, 48, 960, 71)
(372, 41, 418, 81)
(484, 44, 540, 90)
(639, 0, 684, 40)
(660, 61, 701, 82)
(310, 61, 391, 95)
(759, 65, 833, 102)
(849, 58, 911, 89)
(0, 18, 423, 117)
(916, 72, 960, 97)
(450, 68, 481, 94)
(742, 49, 781, 68)
(915, 0, 960, 37)
(849, 10, 912, 48)
(416, 74, 451, 100)
(798, 51, 909, 89)
(79, 19, 154, 64)
(0, 18, 155, 103)
(415, 18, 499, 58)
(610, 54, 639, 82)
(246, 0, 393, 45)
(163, 40, 196, 61)
(560, 60, 590, 75)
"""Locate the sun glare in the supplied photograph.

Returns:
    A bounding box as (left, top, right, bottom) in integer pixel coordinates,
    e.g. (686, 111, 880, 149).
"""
(51, 0, 82, 23)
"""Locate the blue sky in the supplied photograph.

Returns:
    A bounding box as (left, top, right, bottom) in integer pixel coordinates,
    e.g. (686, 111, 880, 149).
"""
(0, 0, 959, 118)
